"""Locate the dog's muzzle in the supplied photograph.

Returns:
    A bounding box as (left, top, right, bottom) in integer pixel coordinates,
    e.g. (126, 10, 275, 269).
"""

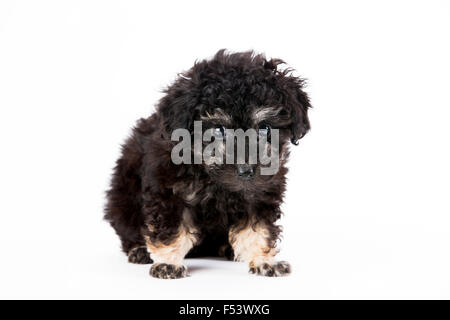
(236, 164, 254, 180)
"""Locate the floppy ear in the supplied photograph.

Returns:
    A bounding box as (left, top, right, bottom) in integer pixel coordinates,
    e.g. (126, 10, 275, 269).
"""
(288, 81, 311, 145)
(157, 76, 200, 134)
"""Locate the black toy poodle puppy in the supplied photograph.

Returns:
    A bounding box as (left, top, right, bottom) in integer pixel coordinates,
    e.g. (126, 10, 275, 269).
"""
(105, 50, 311, 279)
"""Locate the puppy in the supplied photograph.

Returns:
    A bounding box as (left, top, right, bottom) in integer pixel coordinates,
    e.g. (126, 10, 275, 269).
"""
(105, 50, 311, 279)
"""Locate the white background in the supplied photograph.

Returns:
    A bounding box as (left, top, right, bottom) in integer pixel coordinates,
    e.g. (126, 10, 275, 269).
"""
(0, 0, 449, 299)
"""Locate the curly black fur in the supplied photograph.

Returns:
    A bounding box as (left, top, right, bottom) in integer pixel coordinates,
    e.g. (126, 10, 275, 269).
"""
(104, 50, 311, 277)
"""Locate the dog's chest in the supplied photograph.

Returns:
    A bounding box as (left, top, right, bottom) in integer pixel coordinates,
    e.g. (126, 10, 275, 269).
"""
(192, 187, 248, 229)
(173, 180, 249, 228)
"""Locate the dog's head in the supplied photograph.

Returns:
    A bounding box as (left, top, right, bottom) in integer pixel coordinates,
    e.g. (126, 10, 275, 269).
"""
(158, 50, 311, 192)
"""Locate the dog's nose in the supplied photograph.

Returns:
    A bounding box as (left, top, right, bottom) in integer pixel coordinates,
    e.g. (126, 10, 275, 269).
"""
(237, 164, 254, 179)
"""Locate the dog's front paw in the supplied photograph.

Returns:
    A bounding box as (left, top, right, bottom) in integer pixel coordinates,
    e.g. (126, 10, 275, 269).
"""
(249, 261, 291, 277)
(149, 263, 187, 279)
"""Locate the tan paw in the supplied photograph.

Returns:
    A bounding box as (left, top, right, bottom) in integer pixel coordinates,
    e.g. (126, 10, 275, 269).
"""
(249, 261, 291, 277)
(149, 263, 187, 279)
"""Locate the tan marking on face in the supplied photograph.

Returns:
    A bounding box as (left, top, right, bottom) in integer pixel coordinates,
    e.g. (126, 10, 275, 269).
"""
(200, 109, 232, 124)
(204, 139, 225, 166)
(252, 106, 282, 124)
(145, 210, 198, 265)
(280, 142, 290, 162)
(229, 221, 279, 267)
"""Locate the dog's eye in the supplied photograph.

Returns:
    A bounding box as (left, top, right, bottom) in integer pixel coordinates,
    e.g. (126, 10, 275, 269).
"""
(258, 124, 271, 140)
(213, 126, 226, 138)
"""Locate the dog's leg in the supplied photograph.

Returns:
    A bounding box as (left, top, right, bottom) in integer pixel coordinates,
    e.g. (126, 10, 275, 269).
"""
(218, 243, 235, 261)
(229, 221, 291, 277)
(145, 209, 199, 279)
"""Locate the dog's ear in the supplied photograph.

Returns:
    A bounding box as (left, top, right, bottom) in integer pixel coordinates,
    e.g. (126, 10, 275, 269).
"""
(286, 79, 311, 145)
(157, 77, 200, 134)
